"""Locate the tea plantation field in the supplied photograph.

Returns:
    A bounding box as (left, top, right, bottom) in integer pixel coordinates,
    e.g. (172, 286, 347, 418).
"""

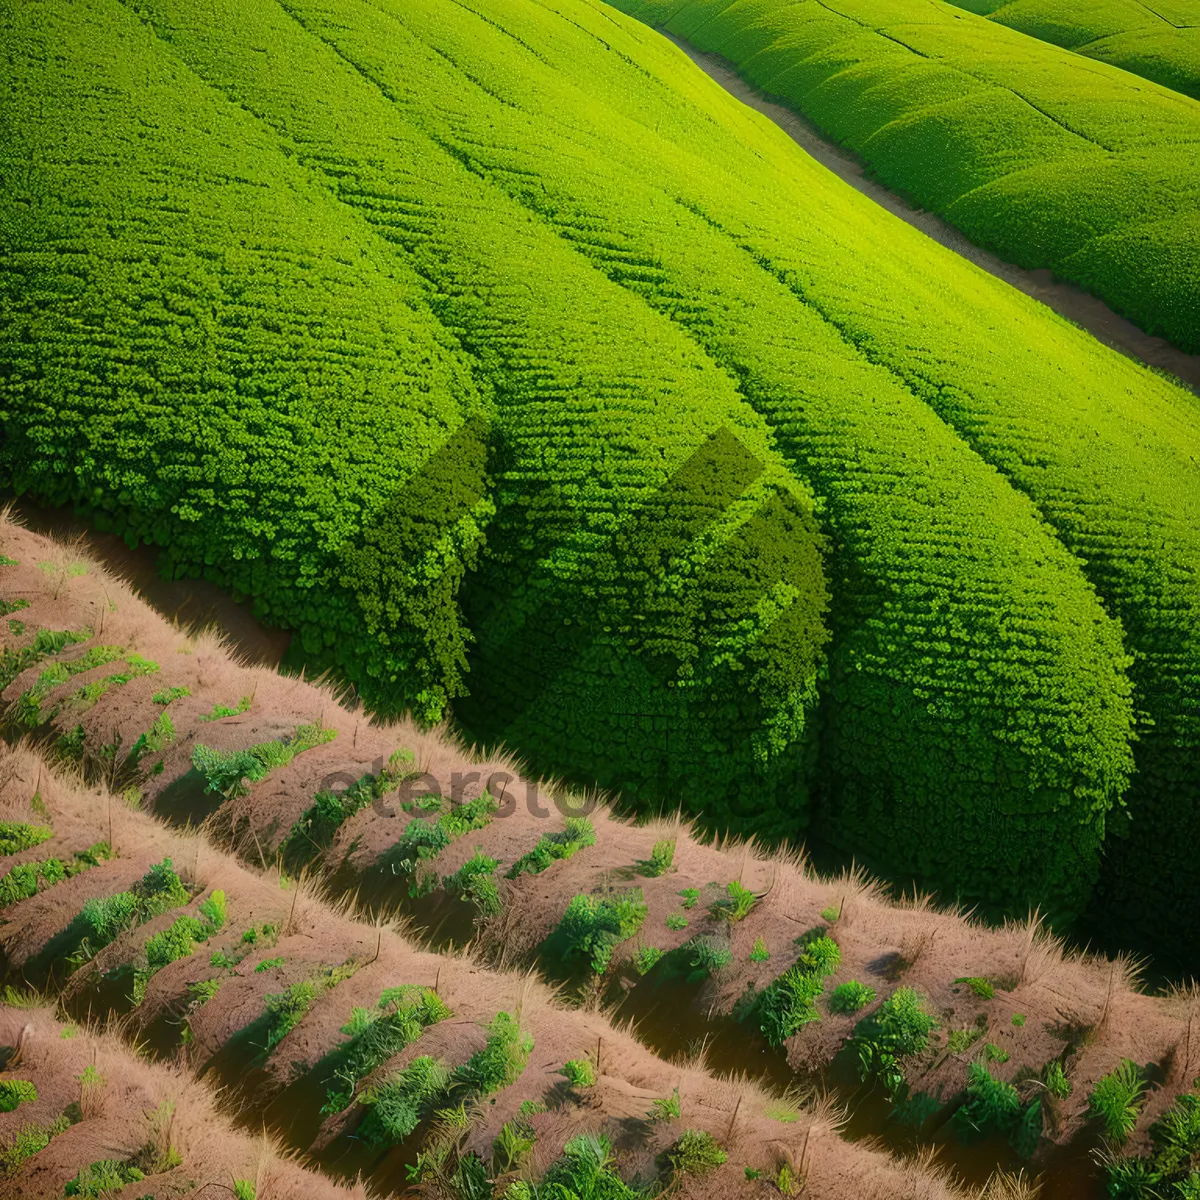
(614, 0, 1200, 354)
(950, 0, 1200, 101)
(2, 0, 1199, 949)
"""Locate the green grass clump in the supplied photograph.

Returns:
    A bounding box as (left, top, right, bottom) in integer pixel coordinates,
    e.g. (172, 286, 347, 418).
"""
(1090, 1060, 1147, 1142)
(192, 724, 337, 800)
(710, 880, 755, 923)
(556, 889, 649, 974)
(444, 850, 501, 917)
(642, 838, 675, 877)
(665, 913, 688, 932)
(527, 1134, 644, 1199)
(282, 749, 416, 863)
(561, 1058, 596, 1088)
(956, 977, 996, 1000)
(65, 1160, 146, 1196)
(757, 936, 841, 1046)
(321, 986, 450, 1113)
(152, 686, 191, 706)
(0, 842, 111, 907)
(12, 644, 129, 728)
(634, 945, 665, 975)
(0, 1081, 36, 1112)
(852, 988, 939, 1095)
(199, 695, 251, 721)
(678, 889, 700, 910)
(649, 1090, 682, 1123)
(359, 1056, 452, 1146)
(668, 1129, 727, 1176)
(0, 822, 54, 857)
(1103, 1090, 1200, 1196)
(0, 1115, 71, 1176)
(1044, 1060, 1072, 1100)
(454, 1011, 534, 1096)
(749, 937, 770, 963)
(132, 889, 226, 1002)
(233, 1182, 256, 1200)
(385, 793, 498, 890)
(507, 817, 596, 879)
(830, 981, 876, 1015)
(954, 1062, 1042, 1158)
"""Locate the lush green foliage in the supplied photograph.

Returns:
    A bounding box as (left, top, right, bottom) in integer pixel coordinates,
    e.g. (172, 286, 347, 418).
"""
(454, 1011, 534, 1096)
(0, 843, 111, 907)
(1044, 1059, 1073, 1099)
(283, 749, 415, 863)
(562, 1058, 597, 1088)
(131, 889, 226, 1002)
(950, 0, 1200, 101)
(507, 817, 596, 879)
(830, 980, 876, 1015)
(0, 1081, 36, 1113)
(710, 880, 756, 923)
(7, 0, 1200, 931)
(0, 1115, 70, 1176)
(192, 724, 337, 800)
(634, 945, 665, 975)
(385, 794, 498, 892)
(75, 858, 189, 960)
(514, 1133, 646, 1200)
(322, 986, 450, 1113)
(555, 889, 649, 974)
(953, 1062, 1042, 1158)
(1104, 1090, 1200, 1196)
(1090, 1059, 1147, 1141)
(668, 1129, 727, 1175)
(65, 1160, 146, 1196)
(852, 988, 939, 1095)
(444, 851, 501, 918)
(0, 822, 53, 857)
(956, 976, 996, 1000)
(620, 0, 1200, 353)
(757, 935, 841, 1046)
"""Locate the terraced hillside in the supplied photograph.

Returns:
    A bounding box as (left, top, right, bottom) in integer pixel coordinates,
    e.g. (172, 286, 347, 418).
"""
(2, 0, 1199, 941)
(613, 0, 1200, 354)
(4, 521, 1200, 1198)
(949, 0, 1200, 101)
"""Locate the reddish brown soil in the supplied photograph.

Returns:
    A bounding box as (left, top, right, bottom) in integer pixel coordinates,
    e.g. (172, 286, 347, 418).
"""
(0, 1006, 367, 1199)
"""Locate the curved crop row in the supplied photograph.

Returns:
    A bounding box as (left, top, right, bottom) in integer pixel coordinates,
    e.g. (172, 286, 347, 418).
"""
(395, 0, 1200, 953)
(949, 0, 1200, 102)
(103, 0, 1148, 923)
(0, 744, 1044, 1200)
(0, 0, 832, 838)
(612, 0, 1200, 354)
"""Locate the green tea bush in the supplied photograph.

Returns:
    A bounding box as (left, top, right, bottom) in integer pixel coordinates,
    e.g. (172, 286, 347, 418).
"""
(645, 839, 675, 877)
(506, 817, 595, 879)
(1104, 1091, 1200, 1196)
(852, 988, 939, 1095)
(385, 793, 498, 889)
(634, 945, 665, 975)
(525, 1134, 643, 1200)
(132, 889, 226, 1002)
(555, 890, 649, 974)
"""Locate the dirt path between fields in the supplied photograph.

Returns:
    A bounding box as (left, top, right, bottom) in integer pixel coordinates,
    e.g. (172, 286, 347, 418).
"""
(666, 33, 1200, 394)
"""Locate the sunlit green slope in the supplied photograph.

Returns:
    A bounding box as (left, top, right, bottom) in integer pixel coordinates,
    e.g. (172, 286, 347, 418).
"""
(950, 0, 1200, 102)
(614, 0, 1200, 355)
(3, 0, 1198, 926)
